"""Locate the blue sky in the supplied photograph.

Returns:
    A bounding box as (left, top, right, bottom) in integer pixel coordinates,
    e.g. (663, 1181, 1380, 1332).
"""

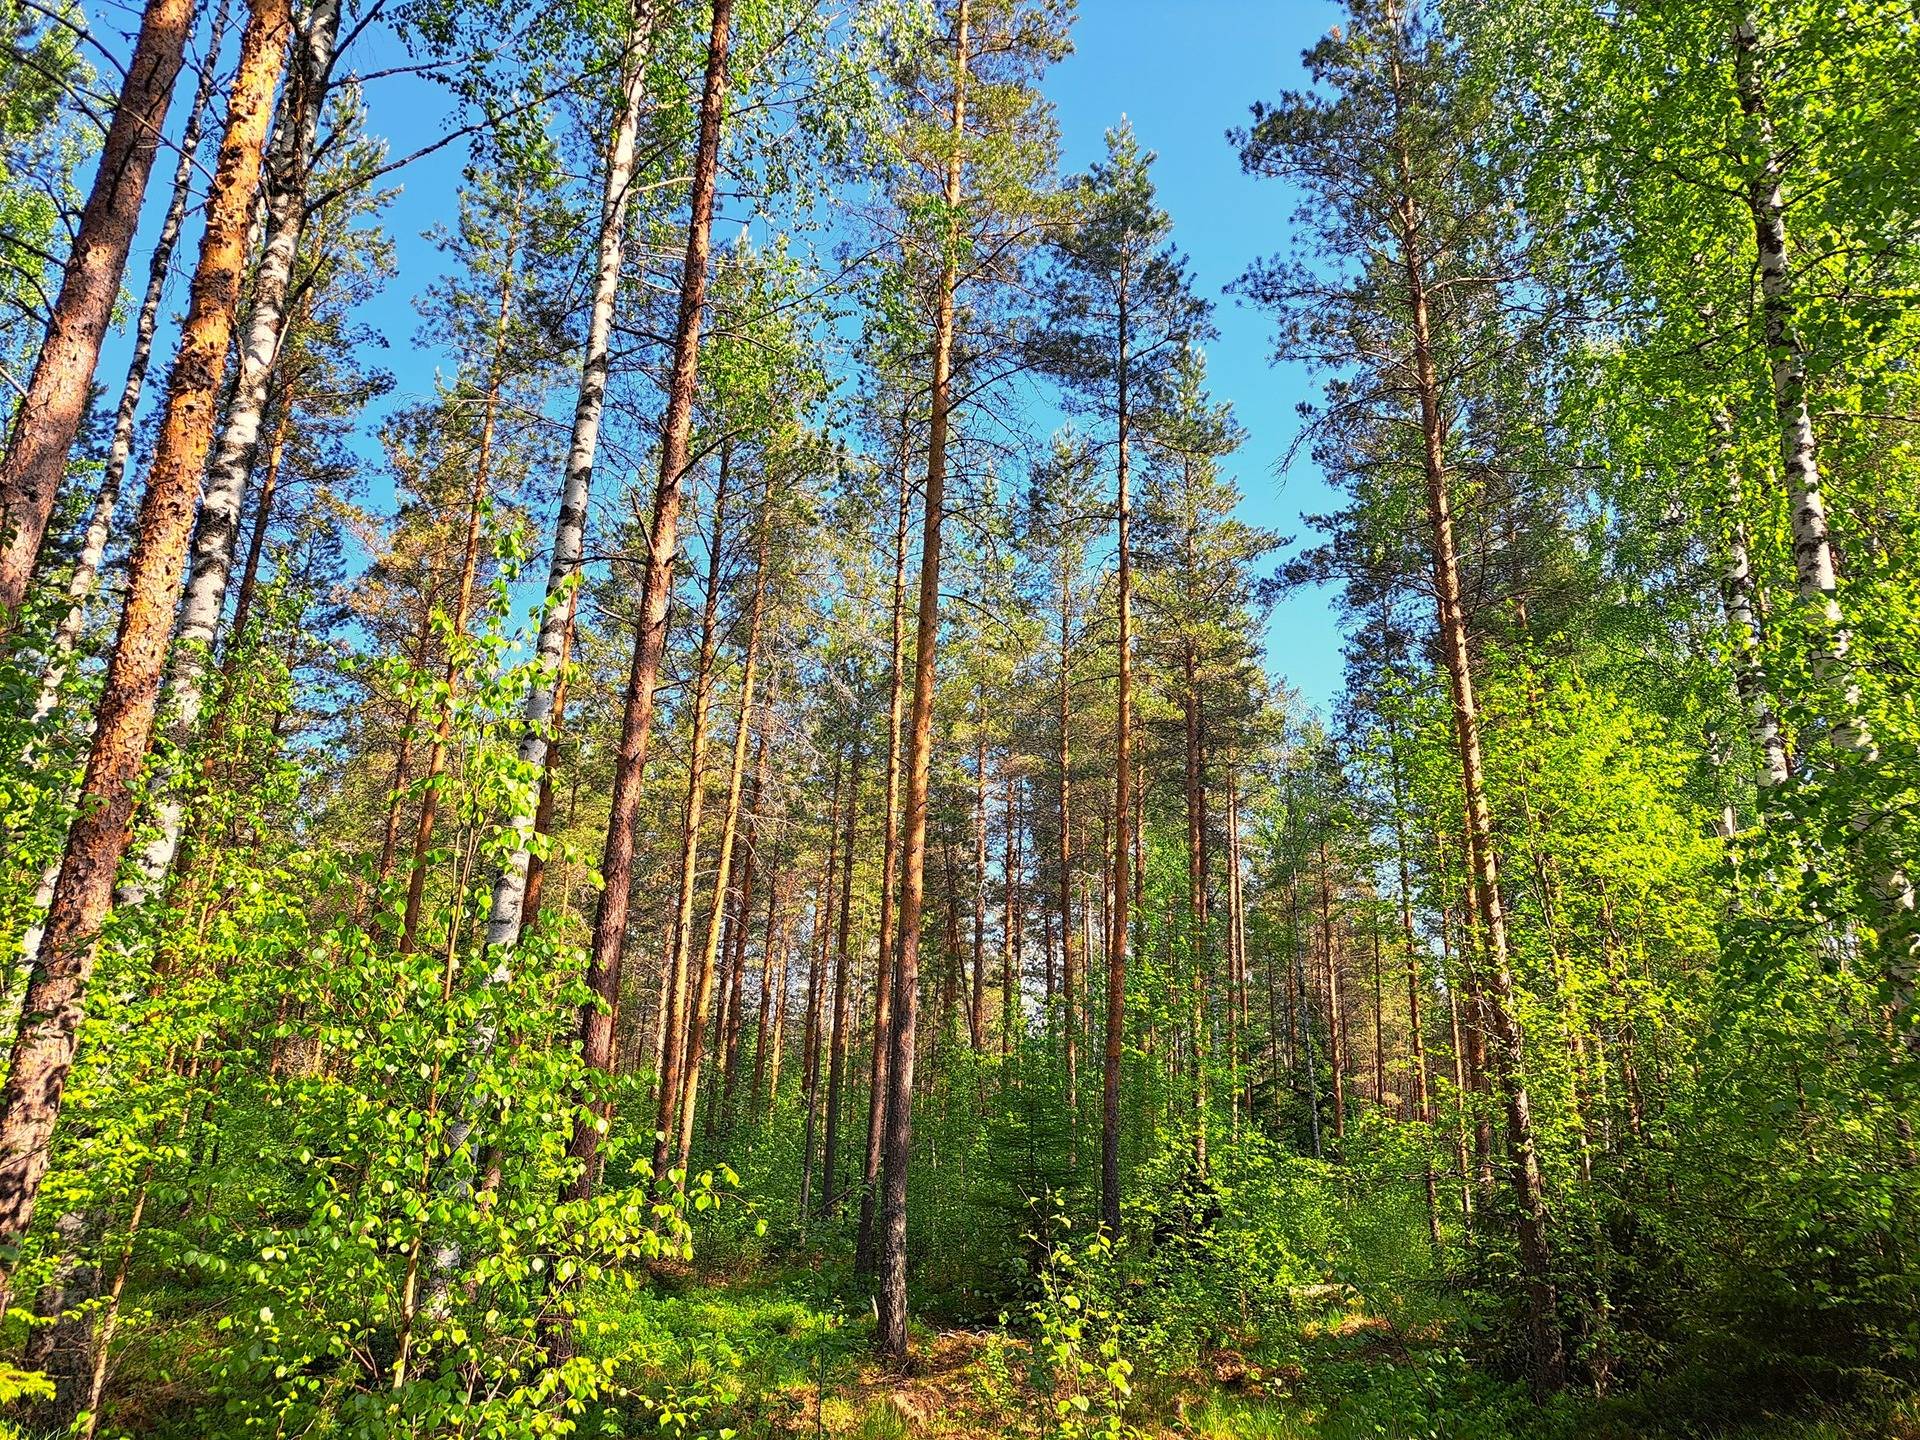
(94, 0, 1349, 712)
(1046, 0, 1345, 713)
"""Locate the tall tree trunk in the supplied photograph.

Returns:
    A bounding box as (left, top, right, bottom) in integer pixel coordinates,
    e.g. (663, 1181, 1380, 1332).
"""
(675, 507, 771, 1184)
(477, 0, 657, 959)
(971, 712, 987, 1051)
(878, 0, 967, 1362)
(1733, 16, 1916, 983)
(1710, 410, 1789, 789)
(750, 867, 786, 1116)
(719, 722, 770, 1136)
(1002, 767, 1018, 1055)
(571, 0, 734, 1194)
(822, 733, 862, 1210)
(222, 370, 293, 656)
(519, 588, 579, 934)
(1319, 838, 1344, 1141)
(400, 248, 519, 952)
(1057, 567, 1078, 1147)
(1101, 268, 1133, 1237)
(0, 0, 198, 616)
(632, 456, 731, 1195)
(1398, 166, 1563, 1387)
(0, 0, 292, 1274)
(129, 0, 343, 901)
(1183, 642, 1208, 1169)
(800, 774, 839, 1220)
(28, 0, 230, 722)
(1392, 757, 1441, 1246)
(856, 430, 911, 1275)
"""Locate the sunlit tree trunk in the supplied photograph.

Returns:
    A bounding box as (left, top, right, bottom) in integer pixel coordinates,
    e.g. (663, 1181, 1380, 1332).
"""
(0, 0, 293, 1276)
(878, 0, 967, 1360)
(1399, 181, 1563, 1386)
(676, 507, 771, 1183)
(28, 0, 231, 726)
(800, 776, 839, 1219)
(398, 244, 519, 952)
(1183, 641, 1207, 1170)
(0, 0, 198, 616)
(638, 457, 732, 1194)
(1319, 838, 1344, 1140)
(1057, 576, 1078, 1138)
(1101, 268, 1133, 1237)
(129, 0, 344, 902)
(477, 0, 658, 959)
(1733, 16, 1915, 985)
(971, 714, 988, 1051)
(821, 733, 861, 1212)
(856, 433, 911, 1274)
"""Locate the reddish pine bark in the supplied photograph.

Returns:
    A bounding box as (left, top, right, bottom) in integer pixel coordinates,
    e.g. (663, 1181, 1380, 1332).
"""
(568, 0, 733, 1201)
(0, 0, 292, 1268)
(0, 0, 197, 616)
(878, 0, 969, 1361)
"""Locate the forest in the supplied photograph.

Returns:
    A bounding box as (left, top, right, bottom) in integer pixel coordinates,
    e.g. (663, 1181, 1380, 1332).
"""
(0, 0, 1916, 1434)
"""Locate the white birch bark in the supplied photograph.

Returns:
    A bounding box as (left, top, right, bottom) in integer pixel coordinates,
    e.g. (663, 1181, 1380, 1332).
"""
(32, 0, 233, 729)
(478, 3, 656, 960)
(1711, 410, 1790, 789)
(124, 0, 342, 903)
(422, 7, 657, 1317)
(19, 1, 232, 964)
(1734, 16, 1917, 980)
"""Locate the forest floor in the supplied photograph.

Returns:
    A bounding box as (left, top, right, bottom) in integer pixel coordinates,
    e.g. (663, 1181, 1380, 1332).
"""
(582, 1267, 1920, 1440)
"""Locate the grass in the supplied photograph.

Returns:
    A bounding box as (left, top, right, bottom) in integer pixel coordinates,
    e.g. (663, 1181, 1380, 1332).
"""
(569, 1265, 1919, 1440)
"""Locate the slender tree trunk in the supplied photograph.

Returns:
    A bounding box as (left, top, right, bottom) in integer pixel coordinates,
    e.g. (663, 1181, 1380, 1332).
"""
(719, 723, 770, 1136)
(129, 0, 343, 902)
(1442, 909, 1473, 1224)
(1710, 410, 1789, 789)
(1318, 838, 1345, 1141)
(631, 458, 731, 1194)
(29, 0, 230, 722)
(971, 714, 987, 1051)
(0, 0, 292, 1274)
(1101, 271, 1133, 1237)
(878, 0, 967, 1361)
(519, 588, 579, 933)
(1002, 767, 1019, 1055)
(1733, 17, 1916, 985)
(0, 0, 199, 616)
(822, 733, 862, 1210)
(856, 431, 911, 1274)
(1398, 171, 1563, 1386)
(751, 869, 786, 1115)
(800, 779, 839, 1219)
(223, 372, 292, 656)
(400, 249, 518, 951)
(1392, 765, 1441, 1245)
(1183, 643, 1208, 1170)
(674, 505, 771, 1183)
(1057, 569, 1078, 1147)
(477, 0, 657, 960)
(569, 0, 735, 1191)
